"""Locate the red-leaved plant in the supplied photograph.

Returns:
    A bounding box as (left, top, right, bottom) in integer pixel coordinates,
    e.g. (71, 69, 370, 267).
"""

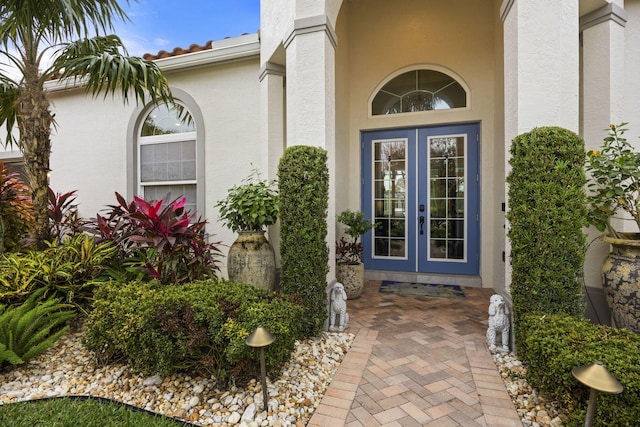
(0, 162, 34, 252)
(92, 192, 222, 284)
(47, 187, 87, 242)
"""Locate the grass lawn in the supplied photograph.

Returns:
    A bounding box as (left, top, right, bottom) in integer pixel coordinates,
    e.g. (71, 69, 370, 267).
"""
(0, 397, 193, 427)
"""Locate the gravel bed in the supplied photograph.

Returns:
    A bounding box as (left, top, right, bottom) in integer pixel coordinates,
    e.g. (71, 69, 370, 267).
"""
(0, 323, 353, 427)
(493, 352, 567, 427)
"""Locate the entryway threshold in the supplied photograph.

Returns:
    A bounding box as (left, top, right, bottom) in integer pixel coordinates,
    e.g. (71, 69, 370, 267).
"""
(364, 270, 482, 288)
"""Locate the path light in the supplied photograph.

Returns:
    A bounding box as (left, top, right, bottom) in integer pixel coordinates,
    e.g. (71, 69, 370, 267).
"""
(572, 361, 623, 427)
(246, 326, 275, 410)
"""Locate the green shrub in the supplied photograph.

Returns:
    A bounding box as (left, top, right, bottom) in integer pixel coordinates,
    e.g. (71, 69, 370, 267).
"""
(0, 233, 116, 308)
(520, 313, 640, 426)
(84, 280, 305, 385)
(278, 146, 329, 336)
(0, 288, 76, 368)
(506, 126, 587, 345)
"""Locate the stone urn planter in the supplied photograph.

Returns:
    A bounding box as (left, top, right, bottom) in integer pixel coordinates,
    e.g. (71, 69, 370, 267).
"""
(336, 262, 364, 299)
(601, 233, 640, 334)
(227, 230, 276, 291)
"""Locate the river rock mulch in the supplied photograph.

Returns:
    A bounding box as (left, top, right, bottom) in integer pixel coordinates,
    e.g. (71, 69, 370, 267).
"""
(0, 322, 354, 427)
(493, 352, 567, 427)
(1, 322, 569, 427)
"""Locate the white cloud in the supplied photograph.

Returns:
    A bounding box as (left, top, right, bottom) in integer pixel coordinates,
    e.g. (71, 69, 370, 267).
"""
(153, 38, 170, 48)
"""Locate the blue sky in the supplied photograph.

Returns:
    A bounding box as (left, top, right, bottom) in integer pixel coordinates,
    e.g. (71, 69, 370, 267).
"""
(115, 0, 261, 57)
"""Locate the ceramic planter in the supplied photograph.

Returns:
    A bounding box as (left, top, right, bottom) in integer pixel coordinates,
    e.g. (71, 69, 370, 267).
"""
(336, 262, 364, 299)
(227, 230, 276, 291)
(601, 233, 640, 334)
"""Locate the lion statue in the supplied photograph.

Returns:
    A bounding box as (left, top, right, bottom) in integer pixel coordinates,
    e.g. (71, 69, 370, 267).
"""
(487, 294, 510, 353)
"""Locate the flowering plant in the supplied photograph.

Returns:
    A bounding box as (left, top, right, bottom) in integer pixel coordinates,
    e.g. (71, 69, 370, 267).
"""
(586, 123, 640, 238)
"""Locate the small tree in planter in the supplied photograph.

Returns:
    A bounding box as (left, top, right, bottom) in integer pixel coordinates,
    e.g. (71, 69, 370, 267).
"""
(336, 209, 377, 299)
(216, 169, 279, 290)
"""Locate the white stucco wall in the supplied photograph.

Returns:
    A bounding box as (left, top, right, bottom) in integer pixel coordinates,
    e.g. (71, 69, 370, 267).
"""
(44, 46, 261, 276)
(625, 0, 640, 145)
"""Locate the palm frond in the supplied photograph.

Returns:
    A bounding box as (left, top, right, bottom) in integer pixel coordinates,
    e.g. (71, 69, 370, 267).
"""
(0, 0, 129, 47)
(52, 35, 173, 106)
(0, 76, 20, 148)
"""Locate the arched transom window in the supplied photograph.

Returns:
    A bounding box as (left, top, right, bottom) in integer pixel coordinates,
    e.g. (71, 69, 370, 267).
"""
(372, 69, 467, 115)
(138, 103, 197, 212)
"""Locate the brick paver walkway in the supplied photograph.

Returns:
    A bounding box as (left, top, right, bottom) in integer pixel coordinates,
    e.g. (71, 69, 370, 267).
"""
(308, 280, 522, 427)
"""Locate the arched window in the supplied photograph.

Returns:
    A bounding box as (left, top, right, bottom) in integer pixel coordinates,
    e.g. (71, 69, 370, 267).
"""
(372, 69, 467, 115)
(137, 103, 197, 212)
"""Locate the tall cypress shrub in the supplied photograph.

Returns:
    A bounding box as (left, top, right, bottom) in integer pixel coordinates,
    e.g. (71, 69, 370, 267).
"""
(278, 146, 329, 336)
(506, 126, 587, 346)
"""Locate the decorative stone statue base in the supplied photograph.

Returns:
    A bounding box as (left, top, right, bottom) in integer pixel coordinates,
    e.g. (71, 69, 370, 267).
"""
(325, 280, 350, 332)
(487, 294, 510, 353)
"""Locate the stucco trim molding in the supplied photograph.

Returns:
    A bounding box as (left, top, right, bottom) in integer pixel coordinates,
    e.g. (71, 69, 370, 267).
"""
(283, 15, 338, 49)
(500, 0, 515, 22)
(259, 62, 286, 82)
(580, 3, 627, 31)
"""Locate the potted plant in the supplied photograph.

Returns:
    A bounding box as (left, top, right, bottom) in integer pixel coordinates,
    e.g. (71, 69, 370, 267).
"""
(216, 169, 279, 290)
(336, 209, 377, 299)
(586, 122, 640, 333)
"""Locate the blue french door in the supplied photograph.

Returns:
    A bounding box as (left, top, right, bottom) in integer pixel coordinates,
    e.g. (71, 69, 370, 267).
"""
(361, 123, 480, 275)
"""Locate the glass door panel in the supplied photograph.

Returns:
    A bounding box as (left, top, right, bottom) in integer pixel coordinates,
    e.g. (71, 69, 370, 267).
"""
(373, 139, 407, 258)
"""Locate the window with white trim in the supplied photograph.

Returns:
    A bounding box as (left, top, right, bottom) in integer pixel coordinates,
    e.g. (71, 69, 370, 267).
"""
(137, 103, 197, 212)
(372, 69, 467, 115)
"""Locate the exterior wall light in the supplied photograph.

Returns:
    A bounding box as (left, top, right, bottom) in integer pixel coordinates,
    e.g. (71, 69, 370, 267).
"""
(572, 361, 623, 427)
(245, 326, 275, 410)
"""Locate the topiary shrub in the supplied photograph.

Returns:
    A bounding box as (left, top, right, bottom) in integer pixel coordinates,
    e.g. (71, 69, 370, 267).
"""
(506, 126, 587, 346)
(277, 146, 329, 337)
(83, 280, 305, 385)
(519, 312, 640, 426)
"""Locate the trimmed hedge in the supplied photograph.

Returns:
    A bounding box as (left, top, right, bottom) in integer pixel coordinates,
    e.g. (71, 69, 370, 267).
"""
(520, 313, 640, 427)
(84, 280, 305, 385)
(278, 146, 329, 337)
(506, 126, 587, 345)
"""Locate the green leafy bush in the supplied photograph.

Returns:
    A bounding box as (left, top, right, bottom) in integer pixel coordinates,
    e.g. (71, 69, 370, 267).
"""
(519, 313, 640, 426)
(0, 288, 76, 368)
(585, 123, 640, 236)
(0, 233, 116, 308)
(278, 146, 329, 337)
(0, 161, 33, 253)
(84, 280, 304, 385)
(506, 126, 587, 345)
(215, 169, 279, 232)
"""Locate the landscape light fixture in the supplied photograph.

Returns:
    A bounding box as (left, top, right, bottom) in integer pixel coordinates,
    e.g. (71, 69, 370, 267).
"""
(572, 361, 623, 427)
(245, 325, 275, 410)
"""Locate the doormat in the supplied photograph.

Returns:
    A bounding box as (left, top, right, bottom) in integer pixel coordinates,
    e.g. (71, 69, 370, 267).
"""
(379, 281, 466, 299)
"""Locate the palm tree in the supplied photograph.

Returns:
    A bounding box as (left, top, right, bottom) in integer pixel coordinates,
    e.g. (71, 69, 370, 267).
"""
(0, 0, 173, 248)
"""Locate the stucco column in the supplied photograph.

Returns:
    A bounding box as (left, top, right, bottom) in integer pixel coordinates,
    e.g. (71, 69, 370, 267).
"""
(501, 0, 580, 290)
(284, 15, 337, 280)
(581, 3, 627, 320)
(260, 62, 286, 267)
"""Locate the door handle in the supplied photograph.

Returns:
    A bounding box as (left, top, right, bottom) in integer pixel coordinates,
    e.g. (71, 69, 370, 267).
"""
(419, 216, 425, 235)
